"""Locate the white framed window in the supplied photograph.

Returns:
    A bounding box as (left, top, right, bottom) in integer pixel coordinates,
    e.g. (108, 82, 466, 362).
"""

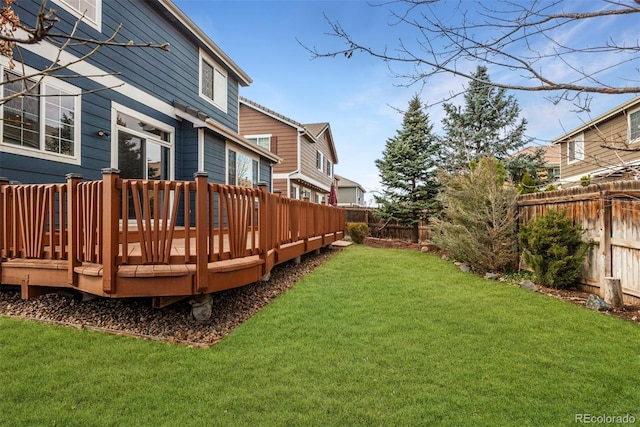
(246, 134, 271, 151)
(1, 67, 82, 165)
(316, 151, 324, 170)
(316, 193, 324, 204)
(629, 108, 640, 143)
(227, 145, 258, 188)
(568, 133, 584, 164)
(326, 159, 333, 177)
(111, 104, 174, 181)
(52, 0, 102, 31)
(199, 50, 227, 112)
(290, 184, 299, 199)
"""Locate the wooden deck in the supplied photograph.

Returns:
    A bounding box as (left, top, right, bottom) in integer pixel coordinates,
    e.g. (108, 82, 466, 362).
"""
(0, 170, 345, 305)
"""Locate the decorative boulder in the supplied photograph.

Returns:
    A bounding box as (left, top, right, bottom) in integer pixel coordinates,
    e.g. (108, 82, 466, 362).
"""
(459, 264, 471, 272)
(485, 272, 500, 280)
(189, 294, 213, 322)
(585, 294, 612, 312)
(519, 280, 538, 292)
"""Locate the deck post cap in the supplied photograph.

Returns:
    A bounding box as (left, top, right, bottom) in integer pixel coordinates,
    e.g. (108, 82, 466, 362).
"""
(101, 168, 121, 175)
(65, 173, 83, 180)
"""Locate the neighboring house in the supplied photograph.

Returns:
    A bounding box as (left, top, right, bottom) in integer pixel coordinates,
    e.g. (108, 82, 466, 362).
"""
(239, 97, 338, 203)
(514, 145, 561, 185)
(335, 174, 366, 207)
(0, 0, 279, 188)
(553, 96, 640, 186)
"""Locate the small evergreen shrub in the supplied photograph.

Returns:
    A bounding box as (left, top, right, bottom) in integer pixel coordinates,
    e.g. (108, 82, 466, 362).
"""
(518, 210, 592, 289)
(347, 222, 369, 244)
(517, 171, 536, 194)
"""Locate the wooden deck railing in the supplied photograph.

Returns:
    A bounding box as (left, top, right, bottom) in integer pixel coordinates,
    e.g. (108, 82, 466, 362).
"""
(0, 170, 345, 299)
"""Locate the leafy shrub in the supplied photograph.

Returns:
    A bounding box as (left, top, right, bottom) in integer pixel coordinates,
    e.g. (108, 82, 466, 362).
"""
(347, 222, 369, 244)
(580, 175, 591, 187)
(431, 157, 519, 273)
(518, 209, 592, 289)
(544, 184, 558, 192)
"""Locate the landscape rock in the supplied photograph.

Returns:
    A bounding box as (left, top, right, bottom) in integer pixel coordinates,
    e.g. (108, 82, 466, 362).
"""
(519, 280, 539, 292)
(0, 248, 340, 346)
(585, 294, 612, 312)
(485, 272, 500, 280)
(459, 264, 471, 272)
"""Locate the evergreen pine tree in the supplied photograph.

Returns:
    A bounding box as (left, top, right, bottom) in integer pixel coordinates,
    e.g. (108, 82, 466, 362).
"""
(441, 66, 531, 173)
(374, 95, 441, 243)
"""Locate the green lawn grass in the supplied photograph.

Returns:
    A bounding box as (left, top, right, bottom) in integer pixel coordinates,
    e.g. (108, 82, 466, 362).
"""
(1, 245, 639, 426)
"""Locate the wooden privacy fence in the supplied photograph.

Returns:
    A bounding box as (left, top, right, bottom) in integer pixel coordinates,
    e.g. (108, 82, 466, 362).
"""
(0, 170, 345, 302)
(517, 180, 640, 304)
(343, 207, 430, 242)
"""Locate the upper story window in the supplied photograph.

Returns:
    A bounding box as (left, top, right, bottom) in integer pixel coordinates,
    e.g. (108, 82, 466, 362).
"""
(316, 150, 324, 171)
(629, 109, 640, 143)
(325, 159, 333, 177)
(567, 133, 585, 164)
(246, 134, 271, 151)
(1, 68, 81, 165)
(52, 0, 102, 31)
(200, 50, 227, 112)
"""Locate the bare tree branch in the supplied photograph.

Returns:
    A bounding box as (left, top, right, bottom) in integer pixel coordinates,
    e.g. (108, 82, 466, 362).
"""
(300, 0, 640, 110)
(0, 0, 169, 103)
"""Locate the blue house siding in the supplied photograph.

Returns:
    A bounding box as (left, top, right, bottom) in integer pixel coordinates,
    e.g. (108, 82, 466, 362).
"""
(43, 0, 242, 132)
(260, 159, 273, 191)
(203, 132, 226, 184)
(0, 1, 275, 190)
(177, 123, 200, 181)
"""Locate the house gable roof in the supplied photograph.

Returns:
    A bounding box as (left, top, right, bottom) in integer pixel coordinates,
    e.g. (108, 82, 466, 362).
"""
(240, 98, 339, 164)
(335, 174, 365, 192)
(159, 0, 252, 87)
(552, 96, 640, 143)
(514, 145, 560, 166)
(304, 122, 339, 164)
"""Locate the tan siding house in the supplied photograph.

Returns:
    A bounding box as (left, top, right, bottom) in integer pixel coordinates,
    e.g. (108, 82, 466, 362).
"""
(239, 97, 339, 203)
(554, 96, 640, 186)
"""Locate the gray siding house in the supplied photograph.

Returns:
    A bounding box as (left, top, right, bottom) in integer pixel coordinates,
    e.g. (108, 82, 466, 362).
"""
(335, 175, 366, 207)
(0, 0, 278, 187)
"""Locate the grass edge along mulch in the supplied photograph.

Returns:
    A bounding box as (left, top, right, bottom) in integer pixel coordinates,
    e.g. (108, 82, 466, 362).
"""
(1, 245, 638, 427)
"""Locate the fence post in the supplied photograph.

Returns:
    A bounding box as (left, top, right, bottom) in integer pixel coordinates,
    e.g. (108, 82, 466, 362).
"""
(603, 277, 624, 310)
(0, 177, 8, 279)
(102, 169, 120, 294)
(599, 190, 612, 288)
(66, 173, 82, 287)
(194, 172, 209, 293)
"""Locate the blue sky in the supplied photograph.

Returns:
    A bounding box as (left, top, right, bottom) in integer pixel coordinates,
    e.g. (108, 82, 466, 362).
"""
(173, 0, 639, 204)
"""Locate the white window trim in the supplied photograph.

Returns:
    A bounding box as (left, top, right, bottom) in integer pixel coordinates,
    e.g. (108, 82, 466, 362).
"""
(629, 107, 640, 144)
(316, 151, 324, 171)
(245, 134, 271, 151)
(226, 143, 259, 186)
(110, 102, 175, 180)
(199, 49, 228, 113)
(51, 0, 102, 32)
(567, 133, 585, 165)
(290, 183, 300, 199)
(0, 62, 82, 165)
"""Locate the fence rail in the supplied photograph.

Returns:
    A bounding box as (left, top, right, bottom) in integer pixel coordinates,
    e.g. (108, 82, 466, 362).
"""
(0, 170, 345, 300)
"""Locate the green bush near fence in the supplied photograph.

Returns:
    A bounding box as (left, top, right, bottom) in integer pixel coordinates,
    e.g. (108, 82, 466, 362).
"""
(347, 222, 369, 244)
(519, 209, 593, 289)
